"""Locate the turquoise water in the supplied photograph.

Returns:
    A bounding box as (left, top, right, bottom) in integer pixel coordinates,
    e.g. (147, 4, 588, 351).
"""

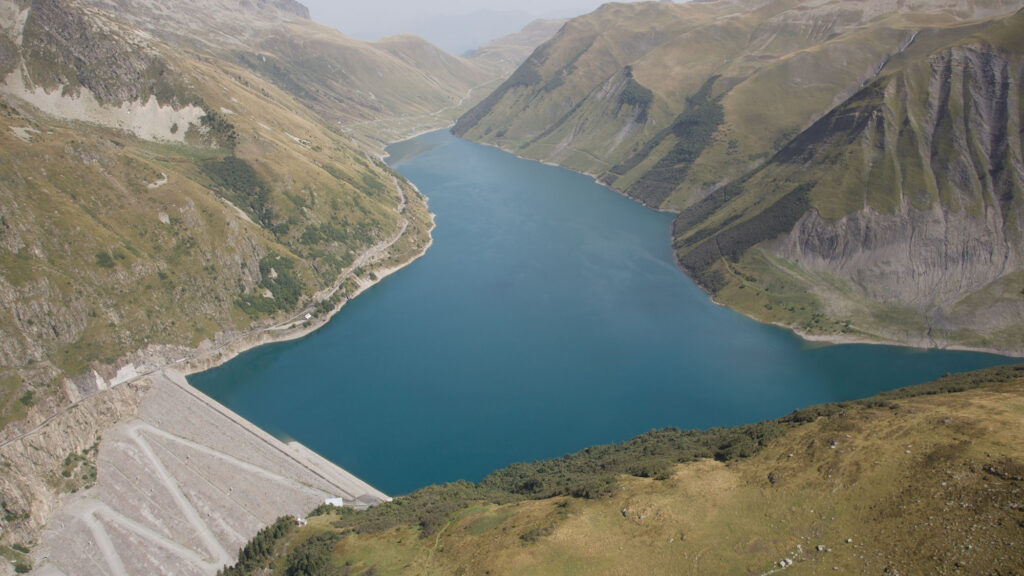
(191, 130, 1012, 496)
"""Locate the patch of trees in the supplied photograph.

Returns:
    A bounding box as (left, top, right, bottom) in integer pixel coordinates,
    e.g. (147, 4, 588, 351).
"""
(672, 180, 745, 237)
(478, 421, 783, 498)
(200, 109, 238, 151)
(676, 182, 813, 293)
(200, 156, 274, 228)
(617, 66, 653, 122)
(284, 532, 340, 576)
(236, 253, 304, 318)
(320, 419, 786, 538)
(609, 75, 725, 207)
(217, 516, 294, 576)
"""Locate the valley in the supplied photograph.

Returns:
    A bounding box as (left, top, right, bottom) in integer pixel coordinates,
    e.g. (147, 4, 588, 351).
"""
(0, 0, 1022, 573)
(0, 0, 554, 569)
(456, 0, 1024, 356)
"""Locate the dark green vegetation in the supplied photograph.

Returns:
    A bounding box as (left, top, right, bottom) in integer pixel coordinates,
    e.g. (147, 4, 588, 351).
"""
(456, 0, 1024, 356)
(236, 254, 303, 318)
(609, 76, 724, 207)
(221, 364, 1024, 574)
(617, 67, 653, 112)
(284, 532, 343, 576)
(218, 516, 295, 576)
(200, 156, 274, 228)
(196, 110, 239, 151)
(676, 182, 813, 292)
(324, 363, 1023, 538)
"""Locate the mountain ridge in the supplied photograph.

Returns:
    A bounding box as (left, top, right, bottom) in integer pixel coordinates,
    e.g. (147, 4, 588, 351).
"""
(454, 0, 1024, 356)
(0, 0, 556, 558)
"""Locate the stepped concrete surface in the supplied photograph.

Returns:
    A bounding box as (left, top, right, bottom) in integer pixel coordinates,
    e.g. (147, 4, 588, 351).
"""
(32, 369, 388, 575)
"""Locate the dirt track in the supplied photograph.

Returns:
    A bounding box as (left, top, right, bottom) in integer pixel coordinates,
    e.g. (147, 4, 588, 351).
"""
(32, 369, 388, 575)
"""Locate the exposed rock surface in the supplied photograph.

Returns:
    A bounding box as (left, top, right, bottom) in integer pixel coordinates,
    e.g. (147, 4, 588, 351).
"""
(0, 374, 148, 550)
(30, 370, 387, 575)
(757, 40, 1024, 351)
(0, 0, 451, 559)
(459, 0, 1024, 353)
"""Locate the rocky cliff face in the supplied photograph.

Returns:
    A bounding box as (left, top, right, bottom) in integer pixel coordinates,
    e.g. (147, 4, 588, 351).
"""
(0, 377, 150, 546)
(20, 0, 190, 106)
(455, 0, 1024, 210)
(672, 18, 1024, 353)
(766, 41, 1024, 350)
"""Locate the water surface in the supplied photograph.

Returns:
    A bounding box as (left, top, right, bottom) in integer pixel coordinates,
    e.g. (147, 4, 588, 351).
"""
(191, 131, 1011, 495)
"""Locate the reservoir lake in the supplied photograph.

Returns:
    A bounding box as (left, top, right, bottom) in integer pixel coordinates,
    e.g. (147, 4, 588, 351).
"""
(191, 130, 1012, 496)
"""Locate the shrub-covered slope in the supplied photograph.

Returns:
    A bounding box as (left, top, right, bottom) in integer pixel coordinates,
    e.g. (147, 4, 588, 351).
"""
(221, 364, 1024, 575)
(0, 0, 503, 546)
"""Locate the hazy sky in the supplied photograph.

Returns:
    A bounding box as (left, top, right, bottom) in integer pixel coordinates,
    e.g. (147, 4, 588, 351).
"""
(301, 0, 634, 54)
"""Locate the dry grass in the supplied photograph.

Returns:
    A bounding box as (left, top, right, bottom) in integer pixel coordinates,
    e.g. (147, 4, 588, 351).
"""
(320, 377, 1024, 575)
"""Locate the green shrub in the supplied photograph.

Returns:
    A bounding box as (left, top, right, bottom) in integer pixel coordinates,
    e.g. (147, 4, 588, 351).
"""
(235, 253, 305, 318)
(199, 156, 273, 227)
(285, 532, 341, 576)
(618, 66, 654, 122)
(217, 516, 294, 576)
(612, 75, 725, 207)
(95, 251, 115, 268)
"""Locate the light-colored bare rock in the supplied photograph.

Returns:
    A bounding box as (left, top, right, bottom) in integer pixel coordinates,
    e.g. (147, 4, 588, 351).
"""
(31, 370, 387, 575)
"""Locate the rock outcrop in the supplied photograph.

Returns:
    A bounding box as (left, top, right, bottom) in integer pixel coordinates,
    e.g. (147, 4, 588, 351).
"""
(457, 0, 1024, 354)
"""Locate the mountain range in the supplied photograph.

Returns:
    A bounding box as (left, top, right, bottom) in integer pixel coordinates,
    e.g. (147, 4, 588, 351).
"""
(2, 0, 1024, 572)
(0, 0, 555, 556)
(455, 0, 1024, 356)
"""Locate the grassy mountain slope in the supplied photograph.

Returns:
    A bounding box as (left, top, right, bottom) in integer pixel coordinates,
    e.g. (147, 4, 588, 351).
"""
(0, 0, 425, 410)
(674, 10, 1024, 355)
(455, 0, 1024, 355)
(0, 0, 500, 545)
(467, 18, 567, 76)
(73, 0, 509, 144)
(455, 0, 1022, 210)
(220, 364, 1024, 575)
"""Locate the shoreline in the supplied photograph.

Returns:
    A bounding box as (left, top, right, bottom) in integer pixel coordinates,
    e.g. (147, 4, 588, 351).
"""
(469, 137, 682, 215)
(778, 320, 1024, 358)
(0, 133, 438, 564)
(459, 135, 1023, 361)
(179, 192, 436, 379)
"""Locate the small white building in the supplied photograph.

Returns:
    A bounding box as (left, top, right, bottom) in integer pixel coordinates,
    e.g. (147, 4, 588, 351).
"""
(324, 497, 344, 507)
